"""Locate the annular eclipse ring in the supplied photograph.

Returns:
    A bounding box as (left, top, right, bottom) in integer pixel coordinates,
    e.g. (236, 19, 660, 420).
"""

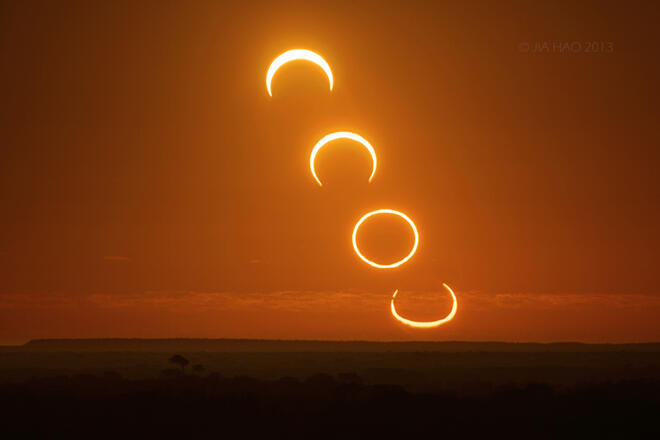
(352, 209, 419, 269)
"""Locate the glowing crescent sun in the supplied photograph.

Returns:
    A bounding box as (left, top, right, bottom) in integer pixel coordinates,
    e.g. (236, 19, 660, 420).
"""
(266, 49, 333, 97)
(310, 132, 377, 186)
(391, 283, 458, 328)
(352, 209, 418, 269)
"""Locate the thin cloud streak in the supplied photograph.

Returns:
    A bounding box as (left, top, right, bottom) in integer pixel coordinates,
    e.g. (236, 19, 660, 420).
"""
(1, 290, 659, 311)
(1, 290, 659, 343)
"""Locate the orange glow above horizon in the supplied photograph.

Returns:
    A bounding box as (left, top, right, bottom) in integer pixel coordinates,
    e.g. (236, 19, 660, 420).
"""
(266, 49, 333, 97)
(309, 131, 377, 186)
(391, 283, 458, 328)
(352, 209, 419, 269)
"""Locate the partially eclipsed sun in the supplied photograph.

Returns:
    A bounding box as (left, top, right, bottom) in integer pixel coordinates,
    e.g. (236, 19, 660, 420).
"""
(391, 283, 458, 328)
(310, 132, 377, 186)
(352, 209, 418, 269)
(266, 49, 333, 97)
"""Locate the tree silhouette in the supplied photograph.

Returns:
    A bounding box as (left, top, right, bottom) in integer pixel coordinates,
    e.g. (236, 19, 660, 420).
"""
(168, 354, 189, 373)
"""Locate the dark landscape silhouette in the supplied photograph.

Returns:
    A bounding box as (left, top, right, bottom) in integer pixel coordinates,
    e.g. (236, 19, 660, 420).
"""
(1, 339, 658, 436)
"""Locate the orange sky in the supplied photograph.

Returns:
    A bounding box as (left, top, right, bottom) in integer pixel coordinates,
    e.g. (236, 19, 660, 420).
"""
(2, 290, 659, 345)
(1, 1, 659, 343)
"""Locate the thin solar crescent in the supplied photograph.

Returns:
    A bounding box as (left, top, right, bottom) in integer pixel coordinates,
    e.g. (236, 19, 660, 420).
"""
(390, 283, 458, 328)
(266, 49, 333, 96)
(309, 132, 377, 187)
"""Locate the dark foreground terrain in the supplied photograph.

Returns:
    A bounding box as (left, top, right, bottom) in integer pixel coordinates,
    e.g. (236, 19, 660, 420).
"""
(1, 339, 659, 437)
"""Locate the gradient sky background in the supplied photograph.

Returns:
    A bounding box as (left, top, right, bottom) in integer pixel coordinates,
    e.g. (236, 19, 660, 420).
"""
(1, 0, 659, 344)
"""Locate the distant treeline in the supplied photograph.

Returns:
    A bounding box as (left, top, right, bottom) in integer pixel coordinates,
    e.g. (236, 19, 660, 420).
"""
(2, 349, 659, 388)
(2, 371, 658, 436)
(14, 338, 660, 352)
